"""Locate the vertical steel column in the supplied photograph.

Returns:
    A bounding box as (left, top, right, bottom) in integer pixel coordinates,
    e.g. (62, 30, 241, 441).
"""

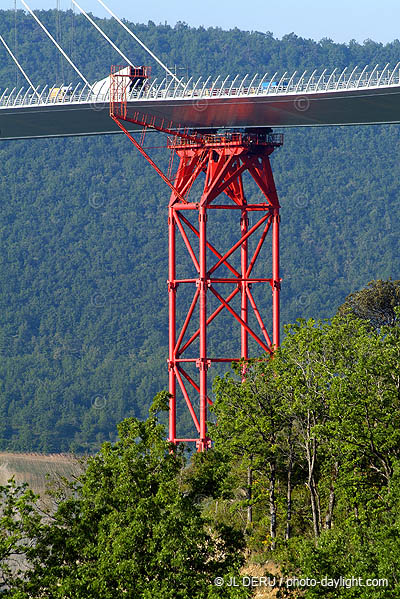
(272, 207, 280, 348)
(168, 206, 177, 442)
(198, 203, 209, 451)
(241, 197, 249, 362)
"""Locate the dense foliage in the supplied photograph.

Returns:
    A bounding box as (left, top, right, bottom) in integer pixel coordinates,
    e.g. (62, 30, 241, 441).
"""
(0, 10, 399, 451)
(0, 395, 249, 598)
(338, 278, 400, 327)
(208, 306, 400, 597)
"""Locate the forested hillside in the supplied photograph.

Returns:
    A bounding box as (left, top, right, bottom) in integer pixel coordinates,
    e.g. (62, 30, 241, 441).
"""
(0, 9, 399, 452)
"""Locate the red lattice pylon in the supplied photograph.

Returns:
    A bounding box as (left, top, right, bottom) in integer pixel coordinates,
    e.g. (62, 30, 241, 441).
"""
(167, 134, 282, 450)
(110, 67, 283, 450)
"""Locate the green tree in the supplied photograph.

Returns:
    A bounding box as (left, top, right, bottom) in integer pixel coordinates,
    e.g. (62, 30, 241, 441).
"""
(338, 279, 400, 328)
(4, 395, 250, 598)
(0, 480, 43, 592)
(275, 312, 400, 597)
(212, 360, 294, 549)
(210, 310, 400, 596)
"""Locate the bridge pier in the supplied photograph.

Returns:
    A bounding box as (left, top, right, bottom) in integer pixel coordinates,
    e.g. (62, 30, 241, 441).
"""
(165, 132, 282, 450)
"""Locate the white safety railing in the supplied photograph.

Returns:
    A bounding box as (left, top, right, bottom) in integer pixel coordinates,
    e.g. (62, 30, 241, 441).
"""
(1, 63, 400, 108)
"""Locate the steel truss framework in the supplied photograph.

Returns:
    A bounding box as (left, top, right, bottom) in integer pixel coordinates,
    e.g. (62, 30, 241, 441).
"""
(110, 68, 283, 450)
(166, 136, 282, 450)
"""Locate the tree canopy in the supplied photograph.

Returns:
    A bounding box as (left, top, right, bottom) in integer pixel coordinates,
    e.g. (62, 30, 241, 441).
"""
(338, 278, 400, 328)
(208, 308, 400, 597)
(0, 394, 250, 598)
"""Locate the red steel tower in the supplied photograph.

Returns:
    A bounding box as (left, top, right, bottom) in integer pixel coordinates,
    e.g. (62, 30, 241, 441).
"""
(110, 67, 283, 450)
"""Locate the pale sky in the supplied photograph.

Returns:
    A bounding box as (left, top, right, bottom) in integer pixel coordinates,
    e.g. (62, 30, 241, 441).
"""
(1, 0, 400, 44)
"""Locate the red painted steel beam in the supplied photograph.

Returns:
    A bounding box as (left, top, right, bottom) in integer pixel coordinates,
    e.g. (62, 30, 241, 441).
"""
(178, 367, 213, 406)
(209, 285, 272, 354)
(208, 213, 271, 276)
(168, 205, 177, 442)
(177, 213, 241, 278)
(111, 116, 188, 204)
(178, 287, 240, 355)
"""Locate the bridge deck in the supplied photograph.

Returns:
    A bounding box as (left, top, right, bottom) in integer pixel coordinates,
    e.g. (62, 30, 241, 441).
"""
(1, 67, 400, 139)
